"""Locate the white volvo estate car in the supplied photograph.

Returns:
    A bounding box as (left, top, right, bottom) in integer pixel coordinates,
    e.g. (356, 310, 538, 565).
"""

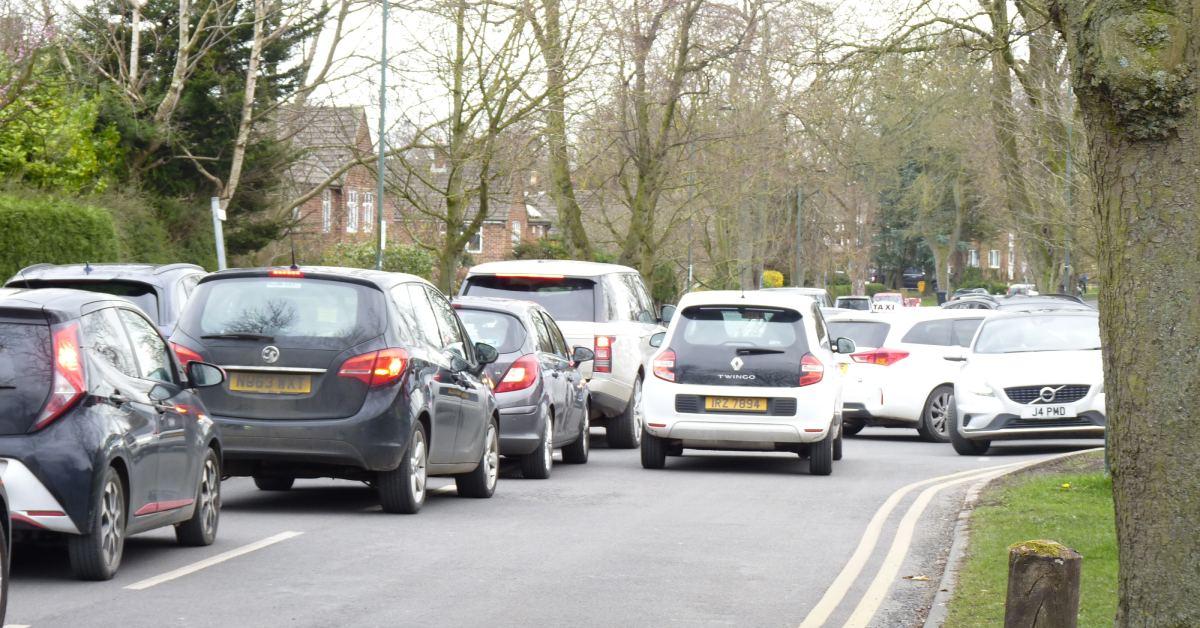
(950, 310, 1106, 455)
(640, 291, 855, 475)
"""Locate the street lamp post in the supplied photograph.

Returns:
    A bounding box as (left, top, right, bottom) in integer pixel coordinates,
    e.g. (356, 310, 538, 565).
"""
(375, 0, 388, 270)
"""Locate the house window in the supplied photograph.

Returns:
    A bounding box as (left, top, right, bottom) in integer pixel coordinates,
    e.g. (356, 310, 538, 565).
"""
(362, 192, 374, 233)
(968, 249, 980, 268)
(511, 220, 522, 245)
(988, 250, 1000, 269)
(321, 189, 332, 233)
(346, 190, 359, 233)
(465, 230, 483, 254)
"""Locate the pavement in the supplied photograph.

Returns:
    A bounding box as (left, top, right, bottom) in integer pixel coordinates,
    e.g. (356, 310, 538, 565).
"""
(5, 428, 1102, 628)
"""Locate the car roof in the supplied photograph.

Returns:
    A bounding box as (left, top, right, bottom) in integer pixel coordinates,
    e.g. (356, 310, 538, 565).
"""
(451, 295, 542, 316)
(836, 295, 870, 300)
(465, 259, 637, 278)
(7, 262, 205, 287)
(677, 290, 816, 310)
(0, 287, 136, 320)
(200, 265, 432, 289)
(827, 308, 996, 324)
(988, 308, 1098, 320)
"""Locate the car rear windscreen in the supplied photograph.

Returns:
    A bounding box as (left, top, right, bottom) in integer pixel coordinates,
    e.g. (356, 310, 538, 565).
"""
(462, 276, 596, 322)
(458, 309, 526, 354)
(0, 319, 52, 434)
(678, 306, 805, 348)
(18, 280, 159, 322)
(672, 306, 808, 387)
(828, 320, 890, 348)
(189, 277, 384, 343)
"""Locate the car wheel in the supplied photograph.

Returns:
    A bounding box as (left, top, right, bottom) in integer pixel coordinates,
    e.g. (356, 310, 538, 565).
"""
(0, 503, 8, 621)
(176, 448, 221, 546)
(378, 422, 428, 514)
(808, 430, 834, 476)
(948, 402, 990, 455)
(521, 413, 554, 479)
(69, 466, 126, 580)
(253, 476, 294, 491)
(833, 425, 844, 461)
(917, 386, 953, 443)
(842, 420, 864, 436)
(640, 430, 667, 469)
(606, 376, 643, 449)
(457, 420, 499, 498)
(561, 406, 589, 464)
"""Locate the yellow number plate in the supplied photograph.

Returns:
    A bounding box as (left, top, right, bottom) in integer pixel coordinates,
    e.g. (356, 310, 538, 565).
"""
(704, 396, 768, 412)
(228, 372, 312, 395)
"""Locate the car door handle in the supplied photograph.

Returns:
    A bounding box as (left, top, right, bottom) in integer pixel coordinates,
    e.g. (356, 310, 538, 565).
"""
(153, 402, 177, 413)
(109, 393, 130, 406)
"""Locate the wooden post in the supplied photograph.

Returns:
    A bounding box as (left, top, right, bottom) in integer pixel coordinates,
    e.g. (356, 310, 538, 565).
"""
(1004, 540, 1082, 628)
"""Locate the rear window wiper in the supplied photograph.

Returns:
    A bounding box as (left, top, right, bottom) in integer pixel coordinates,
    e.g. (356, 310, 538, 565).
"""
(735, 347, 786, 356)
(201, 333, 275, 342)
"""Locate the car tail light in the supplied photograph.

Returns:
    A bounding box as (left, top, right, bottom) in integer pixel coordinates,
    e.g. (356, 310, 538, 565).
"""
(495, 354, 539, 393)
(799, 353, 823, 387)
(850, 349, 910, 366)
(269, 268, 304, 278)
(594, 335, 615, 373)
(652, 349, 676, 382)
(171, 342, 204, 367)
(33, 322, 87, 431)
(338, 348, 409, 387)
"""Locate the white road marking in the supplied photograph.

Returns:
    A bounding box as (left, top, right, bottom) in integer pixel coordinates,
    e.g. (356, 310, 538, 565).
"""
(797, 463, 1025, 628)
(124, 531, 303, 591)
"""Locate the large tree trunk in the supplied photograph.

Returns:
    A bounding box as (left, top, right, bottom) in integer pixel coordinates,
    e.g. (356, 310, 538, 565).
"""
(1051, 1, 1200, 624)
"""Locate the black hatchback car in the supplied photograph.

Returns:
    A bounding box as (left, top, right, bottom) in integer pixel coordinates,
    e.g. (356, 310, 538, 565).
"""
(170, 267, 501, 514)
(0, 289, 225, 580)
(6, 262, 207, 336)
(453, 297, 592, 479)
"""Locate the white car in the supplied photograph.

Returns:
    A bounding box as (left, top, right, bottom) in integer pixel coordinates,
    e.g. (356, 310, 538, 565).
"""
(871, 292, 903, 312)
(460, 260, 665, 448)
(826, 309, 994, 442)
(950, 310, 1105, 455)
(640, 291, 854, 475)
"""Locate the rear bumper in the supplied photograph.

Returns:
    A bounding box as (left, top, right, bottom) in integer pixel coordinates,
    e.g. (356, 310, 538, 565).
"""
(0, 459, 80, 534)
(497, 405, 544, 456)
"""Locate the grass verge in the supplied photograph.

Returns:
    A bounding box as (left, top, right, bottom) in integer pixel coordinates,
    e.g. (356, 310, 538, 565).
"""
(945, 452, 1116, 627)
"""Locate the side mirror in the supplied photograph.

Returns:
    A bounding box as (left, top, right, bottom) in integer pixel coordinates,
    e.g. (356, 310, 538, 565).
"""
(660, 304, 677, 324)
(474, 342, 499, 366)
(649, 331, 666, 348)
(832, 337, 856, 355)
(148, 383, 178, 402)
(571, 346, 594, 363)
(186, 361, 226, 388)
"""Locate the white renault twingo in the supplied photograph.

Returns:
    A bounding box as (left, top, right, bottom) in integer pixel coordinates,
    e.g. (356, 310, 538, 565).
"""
(640, 291, 855, 475)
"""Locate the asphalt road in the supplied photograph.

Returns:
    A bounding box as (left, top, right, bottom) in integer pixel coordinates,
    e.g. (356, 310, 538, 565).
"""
(5, 429, 1102, 628)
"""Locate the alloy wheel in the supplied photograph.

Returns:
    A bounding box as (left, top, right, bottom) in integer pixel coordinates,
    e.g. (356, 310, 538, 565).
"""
(99, 479, 124, 569)
(929, 391, 952, 436)
(581, 411, 590, 457)
(632, 379, 644, 445)
(542, 420, 553, 472)
(411, 431, 428, 503)
(199, 457, 220, 537)
(484, 424, 499, 491)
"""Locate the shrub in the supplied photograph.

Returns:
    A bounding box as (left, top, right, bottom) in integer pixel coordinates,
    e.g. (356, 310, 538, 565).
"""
(830, 284, 852, 298)
(513, 238, 570, 260)
(0, 193, 120, 280)
(761, 269, 784, 288)
(866, 282, 886, 296)
(319, 241, 435, 279)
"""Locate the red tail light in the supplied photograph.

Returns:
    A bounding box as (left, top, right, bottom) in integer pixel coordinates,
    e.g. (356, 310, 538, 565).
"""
(652, 349, 676, 382)
(799, 353, 824, 387)
(171, 342, 204, 367)
(850, 349, 910, 366)
(495, 354, 539, 393)
(338, 348, 409, 387)
(33, 322, 87, 431)
(594, 335, 615, 373)
(269, 268, 304, 278)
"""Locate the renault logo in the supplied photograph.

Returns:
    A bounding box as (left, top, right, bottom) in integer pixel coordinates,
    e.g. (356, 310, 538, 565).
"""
(730, 357, 744, 371)
(1037, 385, 1064, 404)
(262, 345, 280, 364)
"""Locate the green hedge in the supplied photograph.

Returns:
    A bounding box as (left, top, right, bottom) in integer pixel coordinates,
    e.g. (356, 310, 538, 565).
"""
(319, 241, 434, 279)
(0, 193, 120, 280)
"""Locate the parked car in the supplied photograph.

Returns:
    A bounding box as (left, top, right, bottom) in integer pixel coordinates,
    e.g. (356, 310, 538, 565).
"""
(640, 291, 852, 475)
(0, 288, 225, 580)
(1006, 283, 1039, 296)
(460, 260, 666, 449)
(763, 286, 833, 308)
(950, 288, 990, 300)
(834, 295, 871, 311)
(871, 292, 904, 312)
(950, 310, 1105, 455)
(6, 263, 207, 336)
(942, 294, 1092, 311)
(902, 269, 925, 289)
(452, 296, 592, 478)
(827, 309, 993, 442)
(171, 266, 500, 514)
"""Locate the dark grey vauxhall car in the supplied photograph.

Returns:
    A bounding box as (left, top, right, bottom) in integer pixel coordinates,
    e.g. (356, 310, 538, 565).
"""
(453, 297, 592, 478)
(170, 267, 501, 514)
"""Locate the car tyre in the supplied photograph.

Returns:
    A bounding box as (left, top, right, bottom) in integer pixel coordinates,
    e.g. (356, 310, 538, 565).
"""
(176, 448, 221, 546)
(640, 430, 667, 469)
(253, 476, 294, 491)
(833, 426, 844, 461)
(948, 403, 990, 455)
(378, 423, 428, 514)
(606, 376, 643, 449)
(521, 414, 554, 479)
(457, 420, 499, 498)
(561, 406, 589, 464)
(917, 386, 954, 443)
(842, 420, 864, 436)
(68, 466, 125, 581)
(808, 430, 834, 476)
